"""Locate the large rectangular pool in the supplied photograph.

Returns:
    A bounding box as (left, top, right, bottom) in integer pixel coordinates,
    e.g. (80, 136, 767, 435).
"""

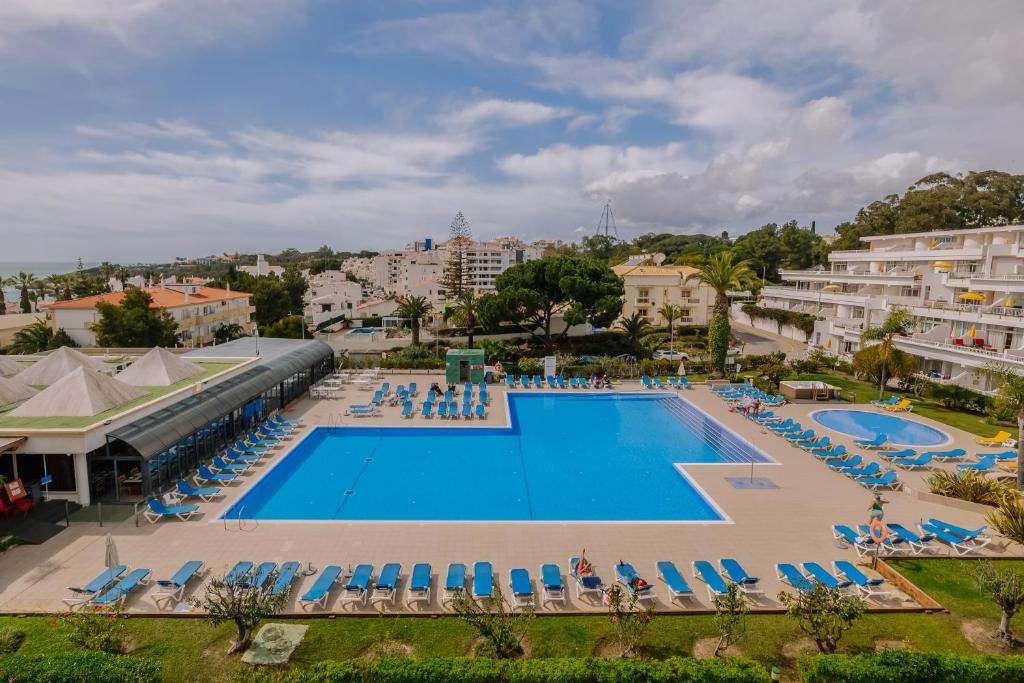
(225, 393, 772, 522)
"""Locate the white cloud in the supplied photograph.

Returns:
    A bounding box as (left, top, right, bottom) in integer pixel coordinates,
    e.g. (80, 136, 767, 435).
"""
(441, 99, 572, 129)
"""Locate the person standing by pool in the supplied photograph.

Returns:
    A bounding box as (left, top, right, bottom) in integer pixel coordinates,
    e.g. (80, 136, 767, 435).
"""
(868, 494, 888, 521)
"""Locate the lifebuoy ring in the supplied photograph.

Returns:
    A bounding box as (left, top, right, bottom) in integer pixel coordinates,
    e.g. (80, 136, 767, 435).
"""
(868, 518, 889, 542)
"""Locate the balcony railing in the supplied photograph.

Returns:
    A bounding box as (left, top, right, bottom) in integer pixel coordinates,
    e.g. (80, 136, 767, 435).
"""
(896, 335, 1024, 364)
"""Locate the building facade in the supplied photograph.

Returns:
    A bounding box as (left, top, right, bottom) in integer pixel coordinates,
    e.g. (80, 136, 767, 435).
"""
(611, 259, 715, 326)
(303, 272, 362, 330)
(49, 284, 255, 348)
(761, 224, 1024, 393)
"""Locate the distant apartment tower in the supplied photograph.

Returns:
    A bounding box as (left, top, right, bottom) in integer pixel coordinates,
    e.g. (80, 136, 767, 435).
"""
(760, 224, 1024, 393)
(49, 284, 255, 347)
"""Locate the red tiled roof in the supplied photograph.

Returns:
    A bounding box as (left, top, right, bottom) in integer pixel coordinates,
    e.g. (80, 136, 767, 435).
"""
(48, 286, 250, 310)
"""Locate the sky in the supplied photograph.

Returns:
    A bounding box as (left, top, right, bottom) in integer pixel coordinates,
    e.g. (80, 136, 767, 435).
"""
(1, 0, 1023, 262)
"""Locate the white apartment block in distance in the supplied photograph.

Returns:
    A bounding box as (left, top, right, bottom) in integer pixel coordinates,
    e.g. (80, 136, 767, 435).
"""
(760, 225, 1024, 394)
(612, 254, 715, 326)
(49, 284, 255, 347)
(303, 271, 362, 330)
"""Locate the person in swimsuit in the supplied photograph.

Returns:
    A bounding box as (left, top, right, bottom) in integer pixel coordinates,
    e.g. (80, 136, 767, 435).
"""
(869, 494, 888, 521)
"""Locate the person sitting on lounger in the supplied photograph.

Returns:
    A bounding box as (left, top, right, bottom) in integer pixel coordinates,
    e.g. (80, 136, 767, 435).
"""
(575, 550, 593, 577)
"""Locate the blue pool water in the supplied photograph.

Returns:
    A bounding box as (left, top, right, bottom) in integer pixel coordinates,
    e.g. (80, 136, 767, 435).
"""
(810, 409, 950, 446)
(347, 328, 382, 335)
(226, 393, 772, 522)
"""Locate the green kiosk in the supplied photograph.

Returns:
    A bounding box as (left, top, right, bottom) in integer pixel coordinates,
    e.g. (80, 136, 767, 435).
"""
(445, 348, 485, 385)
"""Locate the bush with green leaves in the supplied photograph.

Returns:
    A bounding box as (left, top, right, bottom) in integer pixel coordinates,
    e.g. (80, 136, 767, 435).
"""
(452, 580, 533, 659)
(380, 344, 446, 369)
(988, 397, 1019, 424)
(59, 608, 126, 654)
(779, 582, 865, 654)
(239, 656, 771, 682)
(928, 470, 1015, 507)
(712, 582, 747, 656)
(0, 652, 160, 683)
(604, 582, 656, 658)
(800, 651, 1024, 683)
(0, 626, 25, 654)
(988, 497, 1024, 550)
(851, 344, 916, 385)
(707, 314, 731, 376)
(928, 383, 992, 413)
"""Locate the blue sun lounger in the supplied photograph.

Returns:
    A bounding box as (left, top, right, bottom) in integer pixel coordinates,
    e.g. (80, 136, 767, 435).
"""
(92, 568, 150, 608)
(826, 455, 863, 470)
(833, 561, 891, 599)
(958, 455, 997, 472)
(802, 562, 853, 591)
(341, 564, 374, 606)
(919, 523, 983, 555)
(479, 388, 489, 405)
(63, 565, 127, 607)
(832, 525, 876, 557)
(144, 498, 200, 524)
(871, 395, 900, 406)
(893, 453, 933, 470)
(691, 560, 729, 599)
(176, 480, 220, 502)
(234, 439, 269, 454)
(856, 525, 909, 554)
(655, 561, 694, 603)
(245, 562, 277, 589)
(799, 438, 830, 451)
(401, 402, 413, 418)
(886, 523, 936, 554)
(878, 448, 916, 460)
(299, 565, 343, 610)
(442, 563, 467, 607)
(408, 382, 418, 397)
(225, 447, 260, 463)
(269, 562, 301, 598)
(775, 563, 813, 592)
(556, 375, 566, 389)
(406, 563, 431, 607)
(924, 448, 967, 461)
(421, 402, 433, 418)
(928, 518, 990, 545)
(569, 557, 603, 600)
(475, 403, 485, 419)
(540, 563, 565, 606)
(845, 463, 882, 479)
(154, 560, 205, 607)
(614, 562, 655, 603)
(547, 375, 556, 388)
(212, 456, 250, 473)
(371, 563, 402, 607)
(719, 559, 763, 596)
(811, 445, 847, 459)
(437, 402, 448, 418)
(785, 429, 816, 443)
(519, 375, 529, 388)
(461, 402, 473, 419)
(858, 470, 901, 491)
(224, 561, 253, 586)
(854, 433, 888, 449)
(510, 568, 533, 608)
(473, 562, 494, 601)
(196, 466, 237, 485)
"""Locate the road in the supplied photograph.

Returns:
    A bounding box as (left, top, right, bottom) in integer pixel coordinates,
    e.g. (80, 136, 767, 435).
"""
(731, 321, 807, 357)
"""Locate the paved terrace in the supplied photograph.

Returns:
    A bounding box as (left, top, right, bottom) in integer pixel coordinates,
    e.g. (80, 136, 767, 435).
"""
(0, 377, 1016, 616)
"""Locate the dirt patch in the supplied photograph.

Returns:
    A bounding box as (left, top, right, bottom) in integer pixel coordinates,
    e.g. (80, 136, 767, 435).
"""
(692, 636, 744, 659)
(361, 639, 415, 661)
(874, 639, 907, 652)
(468, 635, 531, 659)
(960, 618, 1024, 654)
(595, 637, 625, 658)
(781, 636, 817, 661)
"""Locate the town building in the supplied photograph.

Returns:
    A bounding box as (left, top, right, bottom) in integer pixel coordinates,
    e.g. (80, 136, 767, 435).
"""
(0, 338, 333, 506)
(303, 271, 362, 330)
(0, 312, 47, 348)
(48, 284, 255, 348)
(611, 255, 715, 326)
(238, 254, 284, 278)
(760, 224, 1024, 393)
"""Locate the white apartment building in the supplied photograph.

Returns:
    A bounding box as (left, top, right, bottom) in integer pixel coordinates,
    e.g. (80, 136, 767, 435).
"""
(340, 256, 376, 282)
(238, 254, 284, 278)
(761, 225, 1024, 393)
(303, 272, 362, 330)
(49, 284, 255, 347)
(611, 256, 715, 326)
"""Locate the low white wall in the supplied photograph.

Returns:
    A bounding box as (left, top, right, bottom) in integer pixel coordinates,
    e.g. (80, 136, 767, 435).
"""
(730, 304, 812, 344)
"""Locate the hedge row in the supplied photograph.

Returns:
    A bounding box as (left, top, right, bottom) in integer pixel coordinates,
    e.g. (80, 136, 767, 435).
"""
(0, 651, 161, 683)
(243, 657, 771, 683)
(800, 651, 1024, 683)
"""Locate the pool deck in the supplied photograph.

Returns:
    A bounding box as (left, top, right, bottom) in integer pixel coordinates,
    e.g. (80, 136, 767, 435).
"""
(0, 377, 1018, 616)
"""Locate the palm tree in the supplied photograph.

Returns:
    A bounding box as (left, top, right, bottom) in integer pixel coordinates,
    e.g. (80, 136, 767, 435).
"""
(616, 312, 653, 355)
(658, 302, 681, 350)
(47, 274, 71, 301)
(13, 272, 37, 313)
(395, 296, 432, 345)
(861, 307, 912, 400)
(987, 364, 1024, 489)
(443, 291, 481, 348)
(0, 276, 11, 315)
(115, 267, 130, 290)
(32, 278, 49, 305)
(684, 251, 755, 318)
(10, 319, 53, 353)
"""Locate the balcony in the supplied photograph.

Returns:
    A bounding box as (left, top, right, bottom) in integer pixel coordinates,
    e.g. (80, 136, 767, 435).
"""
(894, 335, 1024, 370)
(780, 268, 918, 286)
(760, 286, 867, 307)
(911, 301, 1024, 326)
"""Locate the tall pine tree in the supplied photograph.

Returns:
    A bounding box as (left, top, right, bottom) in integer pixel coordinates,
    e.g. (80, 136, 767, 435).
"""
(442, 211, 471, 299)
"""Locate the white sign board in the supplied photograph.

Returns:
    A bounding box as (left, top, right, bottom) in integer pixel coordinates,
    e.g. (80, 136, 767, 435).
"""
(543, 355, 557, 378)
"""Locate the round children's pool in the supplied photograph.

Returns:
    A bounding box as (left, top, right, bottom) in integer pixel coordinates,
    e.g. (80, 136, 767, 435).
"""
(809, 409, 950, 447)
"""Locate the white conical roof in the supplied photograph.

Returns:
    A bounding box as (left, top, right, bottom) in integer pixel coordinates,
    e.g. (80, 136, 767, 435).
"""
(10, 366, 145, 417)
(0, 375, 37, 407)
(116, 347, 203, 386)
(0, 356, 22, 377)
(15, 346, 110, 386)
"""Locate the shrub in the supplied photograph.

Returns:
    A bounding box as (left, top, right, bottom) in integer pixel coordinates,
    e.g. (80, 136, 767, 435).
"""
(708, 314, 730, 376)
(59, 608, 127, 654)
(0, 626, 25, 654)
(779, 582, 865, 654)
(380, 344, 446, 369)
(516, 357, 543, 376)
(246, 657, 771, 682)
(712, 582, 747, 656)
(928, 383, 992, 413)
(927, 470, 1015, 507)
(851, 345, 916, 385)
(988, 496, 1024, 547)
(973, 560, 1024, 644)
(452, 579, 533, 659)
(0, 651, 160, 683)
(988, 397, 1019, 424)
(799, 651, 1024, 683)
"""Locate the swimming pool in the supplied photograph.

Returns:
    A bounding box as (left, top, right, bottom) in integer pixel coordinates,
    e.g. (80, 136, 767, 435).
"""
(810, 409, 950, 447)
(225, 394, 772, 522)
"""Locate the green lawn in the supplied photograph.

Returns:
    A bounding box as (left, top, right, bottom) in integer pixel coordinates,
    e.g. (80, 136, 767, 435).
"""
(792, 372, 1007, 437)
(0, 362, 238, 430)
(1, 559, 1019, 682)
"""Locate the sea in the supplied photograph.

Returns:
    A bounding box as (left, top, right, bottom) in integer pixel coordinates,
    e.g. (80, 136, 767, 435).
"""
(0, 262, 95, 305)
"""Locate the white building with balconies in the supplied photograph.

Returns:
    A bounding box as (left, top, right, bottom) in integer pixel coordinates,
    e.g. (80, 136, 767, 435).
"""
(761, 225, 1024, 393)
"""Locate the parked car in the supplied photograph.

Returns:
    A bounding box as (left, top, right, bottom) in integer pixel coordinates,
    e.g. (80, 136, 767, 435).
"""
(653, 349, 689, 360)
(612, 354, 637, 363)
(576, 355, 602, 365)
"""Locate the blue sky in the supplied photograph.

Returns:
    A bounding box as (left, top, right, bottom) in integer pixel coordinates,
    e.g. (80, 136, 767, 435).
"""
(2, 0, 1023, 261)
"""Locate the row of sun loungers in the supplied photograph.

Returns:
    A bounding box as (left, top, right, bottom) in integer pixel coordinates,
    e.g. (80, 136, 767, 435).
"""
(713, 383, 786, 407)
(507, 374, 613, 389)
(833, 517, 993, 557)
(641, 375, 691, 390)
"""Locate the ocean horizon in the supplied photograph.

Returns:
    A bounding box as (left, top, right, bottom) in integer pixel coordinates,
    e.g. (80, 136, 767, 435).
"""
(0, 262, 95, 303)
